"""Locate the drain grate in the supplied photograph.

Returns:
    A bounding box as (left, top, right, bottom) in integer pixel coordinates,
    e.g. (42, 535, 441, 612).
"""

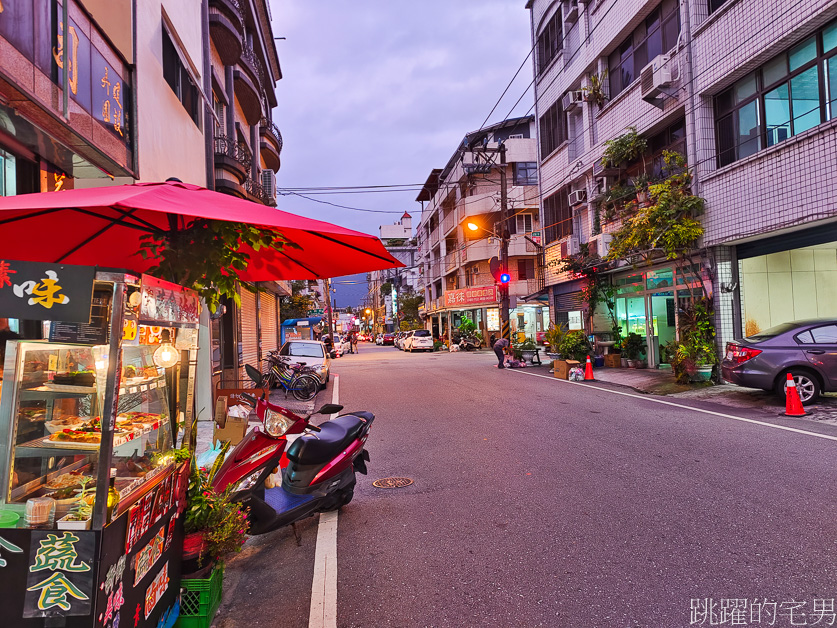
(372, 477, 413, 489)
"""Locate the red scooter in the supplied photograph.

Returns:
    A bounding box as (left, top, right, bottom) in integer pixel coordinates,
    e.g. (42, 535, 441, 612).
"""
(212, 365, 373, 535)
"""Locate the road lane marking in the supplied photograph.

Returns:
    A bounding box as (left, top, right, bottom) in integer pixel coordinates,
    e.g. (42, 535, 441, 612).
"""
(511, 370, 837, 443)
(309, 375, 339, 628)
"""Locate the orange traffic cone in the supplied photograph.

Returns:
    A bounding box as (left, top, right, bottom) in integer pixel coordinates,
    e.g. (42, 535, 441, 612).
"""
(784, 373, 806, 417)
(584, 355, 595, 381)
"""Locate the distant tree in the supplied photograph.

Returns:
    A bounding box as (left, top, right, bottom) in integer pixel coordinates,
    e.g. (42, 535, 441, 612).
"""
(280, 280, 314, 320)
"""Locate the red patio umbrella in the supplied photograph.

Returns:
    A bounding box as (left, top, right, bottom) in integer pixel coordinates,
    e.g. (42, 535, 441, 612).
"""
(0, 180, 402, 280)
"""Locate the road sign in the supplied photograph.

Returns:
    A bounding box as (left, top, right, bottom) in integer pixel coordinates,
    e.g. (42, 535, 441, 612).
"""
(307, 309, 324, 316)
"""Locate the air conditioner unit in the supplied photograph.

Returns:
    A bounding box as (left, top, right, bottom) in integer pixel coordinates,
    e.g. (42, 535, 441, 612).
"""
(641, 54, 673, 102)
(261, 170, 277, 204)
(590, 233, 613, 258)
(595, 175, 617, 194)
(568, 189, 587, 206)
(567, 236, 581, 256)
(562, 90, 585, 111)
(564, 0, 579, 23)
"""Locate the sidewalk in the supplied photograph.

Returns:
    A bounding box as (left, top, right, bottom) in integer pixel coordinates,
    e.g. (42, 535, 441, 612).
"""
(535, 360, 837, 424)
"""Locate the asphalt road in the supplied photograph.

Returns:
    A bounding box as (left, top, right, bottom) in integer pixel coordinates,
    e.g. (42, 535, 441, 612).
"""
(217, 343, 837, 628)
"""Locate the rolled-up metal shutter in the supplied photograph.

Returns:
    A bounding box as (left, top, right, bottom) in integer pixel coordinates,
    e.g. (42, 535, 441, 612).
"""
(261, 293, 278, 355)
(240, 286, 259, 379)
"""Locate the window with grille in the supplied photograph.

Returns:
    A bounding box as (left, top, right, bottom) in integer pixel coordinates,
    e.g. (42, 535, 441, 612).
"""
(516, 213, 534, 234)
(537, 10, 563, 75)
(539, 100, 566, 158)
(543, 187, 573, 244)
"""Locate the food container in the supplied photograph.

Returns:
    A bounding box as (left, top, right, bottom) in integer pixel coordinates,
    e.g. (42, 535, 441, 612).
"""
(0, 510, 20, 528)
(25, 496, 55, 528)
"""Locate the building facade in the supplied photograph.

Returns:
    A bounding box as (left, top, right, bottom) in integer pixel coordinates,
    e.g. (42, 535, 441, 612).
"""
(367, 213, 420, 333)
(415, 117, 545, 342)
(526, 0, 837, 366)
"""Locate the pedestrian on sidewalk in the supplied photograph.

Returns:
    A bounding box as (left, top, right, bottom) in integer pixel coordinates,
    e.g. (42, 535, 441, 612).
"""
(493, 336, 510, 369)
(351, 331, 359, 354)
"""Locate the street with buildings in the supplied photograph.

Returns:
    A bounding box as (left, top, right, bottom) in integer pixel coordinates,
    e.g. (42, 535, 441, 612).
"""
(0, 0, 837, 627)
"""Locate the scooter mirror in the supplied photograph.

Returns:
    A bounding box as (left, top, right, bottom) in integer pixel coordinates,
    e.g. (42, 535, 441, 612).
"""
(316, 404, 343, 415)
(245, 364, 262, 385)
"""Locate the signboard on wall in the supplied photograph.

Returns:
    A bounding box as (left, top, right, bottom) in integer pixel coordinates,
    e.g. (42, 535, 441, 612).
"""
(444, 286, 499, 308)
(140, 275, 200, 326)
(568, 310, 583, 330)
(486, 308, 500, 331)
(0, 260, 95, 322)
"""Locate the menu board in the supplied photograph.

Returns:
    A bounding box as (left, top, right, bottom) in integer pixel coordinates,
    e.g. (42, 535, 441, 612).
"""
(48, 289, 112, 345)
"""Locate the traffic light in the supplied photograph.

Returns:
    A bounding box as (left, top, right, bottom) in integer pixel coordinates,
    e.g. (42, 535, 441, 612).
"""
(499, 272, 511, 284)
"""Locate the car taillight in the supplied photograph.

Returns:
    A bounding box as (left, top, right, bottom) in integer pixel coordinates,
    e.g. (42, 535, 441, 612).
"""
(725, 343, 762, 364)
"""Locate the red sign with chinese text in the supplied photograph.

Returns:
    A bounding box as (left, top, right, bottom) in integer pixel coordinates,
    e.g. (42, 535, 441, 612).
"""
(444, 286, 499, 308)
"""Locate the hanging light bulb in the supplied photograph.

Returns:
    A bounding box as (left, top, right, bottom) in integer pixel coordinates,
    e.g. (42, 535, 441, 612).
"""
(153, 329, 179, 368)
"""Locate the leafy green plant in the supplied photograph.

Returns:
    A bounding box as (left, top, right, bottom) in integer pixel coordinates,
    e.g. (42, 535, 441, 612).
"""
(601, 126, 648, 169)
(622, 332, 646, 361)
(138, 220, 297, 313)
(544, 323, 567, 354)
(604, 152, 705, 264)
(560, 331, 591, 362)
(582, 70, 608, 109)
(458, 319, 477, 334)
(515, 338, 537, 351)
(185, 451, 248, 565)
(67, 477, 94, 521)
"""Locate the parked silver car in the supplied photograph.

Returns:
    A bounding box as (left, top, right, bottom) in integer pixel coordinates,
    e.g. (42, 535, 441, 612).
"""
(721, 319, 837, 404)
(278, 340, 331, 388)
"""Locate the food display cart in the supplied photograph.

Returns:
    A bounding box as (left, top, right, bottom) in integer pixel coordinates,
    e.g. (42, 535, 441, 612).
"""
(0, 262, 198, 627)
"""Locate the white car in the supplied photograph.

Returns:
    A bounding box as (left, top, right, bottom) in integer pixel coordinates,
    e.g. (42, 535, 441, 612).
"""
(375, 334, 383, 345)
(406, 329, 433, 352)
(277, 340, 330, 388)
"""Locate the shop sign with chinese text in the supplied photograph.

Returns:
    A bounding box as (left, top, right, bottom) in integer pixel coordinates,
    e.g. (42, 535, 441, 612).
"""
(0, 260, 95, 322)
(444, 286, 499, 308)
(139, 275, 200, 327)
(23, 531, 95, 618)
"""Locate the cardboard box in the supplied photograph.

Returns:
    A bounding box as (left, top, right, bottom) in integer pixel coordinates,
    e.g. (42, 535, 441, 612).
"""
(553, 359, 580, 380)
(213, 395, 249, 445)
(603, 353, 621, 368)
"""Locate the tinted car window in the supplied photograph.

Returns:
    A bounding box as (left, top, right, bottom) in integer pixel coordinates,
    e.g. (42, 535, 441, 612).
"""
(796, 331, 814, 344)
(810, 325, 837, 343)
(414, 330, 431, 337)
(747, 322, 802, 343)
(280, 342, 324, 358)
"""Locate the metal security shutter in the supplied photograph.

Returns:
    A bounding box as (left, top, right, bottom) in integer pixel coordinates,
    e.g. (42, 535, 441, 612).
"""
(261, 293, 278, 355)
(554, 290, 584, 312)
(240, 286, 259, 378)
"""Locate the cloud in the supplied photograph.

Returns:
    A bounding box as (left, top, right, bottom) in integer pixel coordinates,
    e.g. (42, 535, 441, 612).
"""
(268, 0, 534, 244)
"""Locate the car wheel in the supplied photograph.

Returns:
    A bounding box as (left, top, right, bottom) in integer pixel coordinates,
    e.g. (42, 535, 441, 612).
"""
(776, 369, 821, 405)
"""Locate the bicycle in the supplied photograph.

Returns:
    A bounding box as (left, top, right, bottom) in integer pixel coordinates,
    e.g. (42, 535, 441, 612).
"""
(261, 352, 321, 401)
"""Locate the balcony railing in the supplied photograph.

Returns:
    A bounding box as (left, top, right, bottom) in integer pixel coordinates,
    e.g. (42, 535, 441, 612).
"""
(430, 261, 441, 280)
(442, 211, 455, 234)
(214, 135, 251, 172)
(444, 252, 458, 272)
(259, 117, 283, 155)
(209, 0, 244, 25)
(430, 228, 440, 246)
(241, 42, 268, 88)
(244, 176, 269, 204)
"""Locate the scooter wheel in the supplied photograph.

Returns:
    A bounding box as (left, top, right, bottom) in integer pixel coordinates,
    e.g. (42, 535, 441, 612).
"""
(324, 484, 355, 511)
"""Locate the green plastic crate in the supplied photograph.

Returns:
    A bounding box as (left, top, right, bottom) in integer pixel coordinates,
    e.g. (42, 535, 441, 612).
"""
(175, 563, 224, 628)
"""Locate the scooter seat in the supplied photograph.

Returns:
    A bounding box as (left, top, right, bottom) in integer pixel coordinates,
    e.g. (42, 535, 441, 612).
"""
(286, 414, 367, 465)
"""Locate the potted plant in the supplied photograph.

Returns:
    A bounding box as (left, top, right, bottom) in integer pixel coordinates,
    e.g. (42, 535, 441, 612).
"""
(183, 445, 248, 576)
(57, 477, 94, 530)
(560, 331, 591, 363)
(632, 173, 652, 205)
(516, 338, 538, 365)
(622, 332, 646, 368)
(601, 127, 648, 171)
(582, 70, 608, 110)
(543, 324, 566, 360)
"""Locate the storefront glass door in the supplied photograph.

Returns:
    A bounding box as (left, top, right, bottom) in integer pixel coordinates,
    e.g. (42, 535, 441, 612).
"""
(649, 292, 676, 364)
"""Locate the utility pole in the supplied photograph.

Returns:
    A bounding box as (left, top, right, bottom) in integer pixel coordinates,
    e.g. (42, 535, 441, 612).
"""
(498, 141, 510, 341)
(325, 277, 335, 342)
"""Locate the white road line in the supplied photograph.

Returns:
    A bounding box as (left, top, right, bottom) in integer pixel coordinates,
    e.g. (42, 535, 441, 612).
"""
(511, 370, 837, 443)
(309, 374, 339, 628)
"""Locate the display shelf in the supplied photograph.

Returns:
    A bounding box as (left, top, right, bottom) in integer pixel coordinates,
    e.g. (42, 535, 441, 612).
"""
(20, 387, 97, 400)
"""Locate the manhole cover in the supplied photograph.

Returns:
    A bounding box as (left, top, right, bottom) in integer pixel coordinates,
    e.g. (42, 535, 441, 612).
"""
(372, 477, 413, 489)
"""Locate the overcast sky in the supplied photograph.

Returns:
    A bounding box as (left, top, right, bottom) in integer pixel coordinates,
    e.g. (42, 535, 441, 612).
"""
(268, 1, 535, 306)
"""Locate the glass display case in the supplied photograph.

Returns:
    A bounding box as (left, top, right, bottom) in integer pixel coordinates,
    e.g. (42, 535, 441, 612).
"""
(0, 340, 174, 520)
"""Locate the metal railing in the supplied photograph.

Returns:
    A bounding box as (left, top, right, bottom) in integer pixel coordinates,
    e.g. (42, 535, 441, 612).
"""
(244, 176, 269, 204)
(259, 117, 283, 155)
(444, 252, 458, 272)
(214, 135, 251, 172)
(209, 0, 244, 26)
(241, 42, 268, 88)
